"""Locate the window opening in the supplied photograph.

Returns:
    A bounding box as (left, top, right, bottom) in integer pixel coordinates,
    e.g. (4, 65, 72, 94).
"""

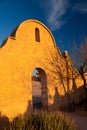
(35, 28, 40, 42)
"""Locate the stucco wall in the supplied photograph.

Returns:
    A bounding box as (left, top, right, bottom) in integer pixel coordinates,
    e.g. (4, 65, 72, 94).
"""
(0, 19, 86, 119)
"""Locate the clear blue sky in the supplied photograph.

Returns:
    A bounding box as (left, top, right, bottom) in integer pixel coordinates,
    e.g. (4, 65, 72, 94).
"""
(0, 0, 87, 52)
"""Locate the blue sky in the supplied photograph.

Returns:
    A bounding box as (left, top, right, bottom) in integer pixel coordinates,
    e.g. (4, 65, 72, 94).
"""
(0, 0, 87, 52)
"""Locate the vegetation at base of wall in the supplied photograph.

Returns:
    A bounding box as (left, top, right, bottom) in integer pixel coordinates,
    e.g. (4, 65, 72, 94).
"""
(9, 111, 77, 130)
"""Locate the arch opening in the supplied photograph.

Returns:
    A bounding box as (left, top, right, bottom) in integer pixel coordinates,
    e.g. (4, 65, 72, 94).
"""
(32, 68, 48, 111)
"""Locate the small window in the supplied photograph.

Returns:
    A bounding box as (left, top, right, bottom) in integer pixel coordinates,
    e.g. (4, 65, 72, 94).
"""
(35, 28, 40, 42)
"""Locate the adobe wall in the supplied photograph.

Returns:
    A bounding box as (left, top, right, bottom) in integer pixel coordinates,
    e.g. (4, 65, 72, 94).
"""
(0, 19, 86, 119)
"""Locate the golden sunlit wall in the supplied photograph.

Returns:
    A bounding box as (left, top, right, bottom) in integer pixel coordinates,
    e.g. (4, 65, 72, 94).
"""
(0, 19, 86, 119)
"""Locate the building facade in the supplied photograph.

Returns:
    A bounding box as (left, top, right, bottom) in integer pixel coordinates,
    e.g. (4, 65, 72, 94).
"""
(0, 19, 86, 119)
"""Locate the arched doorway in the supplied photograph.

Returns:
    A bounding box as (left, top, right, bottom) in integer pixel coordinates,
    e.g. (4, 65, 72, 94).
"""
(32, 68, 48, 110)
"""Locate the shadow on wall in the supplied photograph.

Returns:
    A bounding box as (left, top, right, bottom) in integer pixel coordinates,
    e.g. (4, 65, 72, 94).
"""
(25, 77, 87, 113)
(49, 83, 87, 112)
(0, 114, 10, 130)
(0, 101, 32, 129)
(25, 100, 33, 114)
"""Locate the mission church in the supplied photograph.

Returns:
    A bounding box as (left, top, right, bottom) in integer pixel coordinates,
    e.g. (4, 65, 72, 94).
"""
(0, 19, 86, 119)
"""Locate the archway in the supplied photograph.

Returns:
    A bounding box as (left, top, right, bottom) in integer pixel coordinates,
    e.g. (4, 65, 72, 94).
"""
(32, 68, 48, 110)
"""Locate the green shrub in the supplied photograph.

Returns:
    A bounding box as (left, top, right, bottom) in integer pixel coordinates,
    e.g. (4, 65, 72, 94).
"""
(10, 111, 77, 130)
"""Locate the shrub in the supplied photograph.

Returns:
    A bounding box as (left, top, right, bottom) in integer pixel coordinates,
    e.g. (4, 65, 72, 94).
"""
(10, 111, 77, 130)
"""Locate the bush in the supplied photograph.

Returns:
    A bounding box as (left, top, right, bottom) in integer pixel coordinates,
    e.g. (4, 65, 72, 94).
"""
(10, 111, 77, 130)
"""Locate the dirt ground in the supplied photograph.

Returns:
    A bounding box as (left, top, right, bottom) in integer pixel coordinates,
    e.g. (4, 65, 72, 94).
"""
(32, 81, 41, 97)
(66, 110, 87, 130)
